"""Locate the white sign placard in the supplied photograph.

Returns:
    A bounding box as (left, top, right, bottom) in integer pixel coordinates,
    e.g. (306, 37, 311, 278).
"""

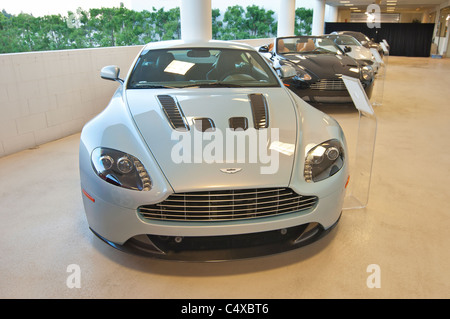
(380, 42, 389, 54)
(370, 48, 383, 64)
(342, 75, 374, 115)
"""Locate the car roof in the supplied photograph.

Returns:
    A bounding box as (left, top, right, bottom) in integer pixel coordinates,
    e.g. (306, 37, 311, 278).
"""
(142, 39, 255, 51)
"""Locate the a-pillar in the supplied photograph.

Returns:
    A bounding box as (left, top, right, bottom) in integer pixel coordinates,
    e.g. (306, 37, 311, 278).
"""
(311, 0, 326, 36)
(277, 0, 296, 37)
(180, 0, 212, 42)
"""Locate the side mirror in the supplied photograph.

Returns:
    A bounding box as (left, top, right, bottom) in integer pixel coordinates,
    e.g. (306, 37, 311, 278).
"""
(258, 45, 269, 53)
(100, 65, 123, 83)
(279, 64, 297, 78)
(344, 46, 352, 53)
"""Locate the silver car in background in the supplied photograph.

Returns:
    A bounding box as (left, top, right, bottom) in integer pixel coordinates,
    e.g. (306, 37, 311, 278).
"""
(327, 34, 380, 73)
(79, 40, 349, 261)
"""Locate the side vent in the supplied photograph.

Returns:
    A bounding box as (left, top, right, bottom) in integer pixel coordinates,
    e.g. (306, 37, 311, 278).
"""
(248, 93, 269, 129)
(157, 95, 189, 131)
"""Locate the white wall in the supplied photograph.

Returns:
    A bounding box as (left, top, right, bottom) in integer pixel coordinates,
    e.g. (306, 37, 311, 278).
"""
(0, 45, 143, 157)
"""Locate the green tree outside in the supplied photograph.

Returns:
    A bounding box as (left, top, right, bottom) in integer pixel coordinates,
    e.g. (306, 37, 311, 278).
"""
(295, 7, 313, 36)
(0, 5, 313, 54)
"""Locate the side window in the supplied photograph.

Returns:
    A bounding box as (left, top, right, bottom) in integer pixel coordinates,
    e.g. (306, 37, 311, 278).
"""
(240, 52, 249, 64)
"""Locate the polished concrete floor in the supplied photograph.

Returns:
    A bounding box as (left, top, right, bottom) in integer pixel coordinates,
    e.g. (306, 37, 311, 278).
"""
(1, 56, 449, 299)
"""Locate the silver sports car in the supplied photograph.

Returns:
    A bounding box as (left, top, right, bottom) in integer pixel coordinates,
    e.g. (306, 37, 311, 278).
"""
(79, 40, 349, 261)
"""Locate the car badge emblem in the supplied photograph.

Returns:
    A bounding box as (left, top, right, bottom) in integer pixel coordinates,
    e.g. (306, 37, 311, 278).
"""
(220, 168, 242, 174)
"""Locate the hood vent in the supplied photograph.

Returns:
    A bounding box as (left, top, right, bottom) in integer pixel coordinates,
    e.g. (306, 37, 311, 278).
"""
(157, 95, 189, 131)
(229, 117, 248, 131)
(193, 118, 215, 132)
(248, 93, 269, 129)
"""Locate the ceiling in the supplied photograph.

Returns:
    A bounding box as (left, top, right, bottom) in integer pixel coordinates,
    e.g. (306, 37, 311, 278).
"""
(326, 0, 447, 13)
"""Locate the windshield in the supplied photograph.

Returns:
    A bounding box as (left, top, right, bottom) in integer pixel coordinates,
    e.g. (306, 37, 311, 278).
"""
(327, 35, 361, 46)
(127, 48, 280, 89)
(343, 32, 370, 44)
(276, 37, 343, 55)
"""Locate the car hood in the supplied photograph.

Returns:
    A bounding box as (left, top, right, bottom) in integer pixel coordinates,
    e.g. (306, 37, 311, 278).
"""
(340, 45, 373, 61)
(282, 53, 360, 79)
(125, 87, 298, 192)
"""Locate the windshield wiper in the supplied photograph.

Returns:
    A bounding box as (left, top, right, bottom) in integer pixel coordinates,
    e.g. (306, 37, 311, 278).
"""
(131, 84, 176, 89)
(179, 82, 245, 88)
(130, 82, 245, 89)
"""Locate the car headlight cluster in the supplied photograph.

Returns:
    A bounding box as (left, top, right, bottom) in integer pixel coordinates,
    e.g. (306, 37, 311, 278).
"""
(293, 65, 312, 81)
(295, 71, 312, 81)
(91, 147, 152, 191)
(279, 61, 312, 81)
(361, 65, 374, 81)
(304, 139, 345, 183)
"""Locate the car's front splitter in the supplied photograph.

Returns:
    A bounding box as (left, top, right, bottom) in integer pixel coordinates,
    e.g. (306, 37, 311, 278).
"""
(90, 215, 340, 262)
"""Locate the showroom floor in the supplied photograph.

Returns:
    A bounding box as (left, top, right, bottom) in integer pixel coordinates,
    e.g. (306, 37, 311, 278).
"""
(0, 56, 449, 299)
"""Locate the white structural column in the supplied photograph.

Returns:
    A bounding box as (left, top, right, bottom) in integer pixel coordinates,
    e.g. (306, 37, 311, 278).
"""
(311, 0, 326, 35)
(277, 0, 296, 37)
(180, 0, 212, 42)
(325, 5, 339, 23)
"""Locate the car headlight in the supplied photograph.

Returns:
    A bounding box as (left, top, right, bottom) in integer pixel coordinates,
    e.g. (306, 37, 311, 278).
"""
(295, 72, 312, 81)
(293, 66, 312, 81)
(304, 139, 345, 183)
(361, 65, 373, 81)
(280, 61, 312, 81)
(91, 147, 152, 191)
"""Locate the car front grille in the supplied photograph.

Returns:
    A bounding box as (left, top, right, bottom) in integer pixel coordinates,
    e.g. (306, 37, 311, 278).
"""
(310, 79, 347, 91)
(138, 188, 318, 222)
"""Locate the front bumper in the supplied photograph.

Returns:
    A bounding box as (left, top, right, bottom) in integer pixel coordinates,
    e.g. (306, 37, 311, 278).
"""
(90, 215, 340, 261)
(81, 172, 347, 261)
